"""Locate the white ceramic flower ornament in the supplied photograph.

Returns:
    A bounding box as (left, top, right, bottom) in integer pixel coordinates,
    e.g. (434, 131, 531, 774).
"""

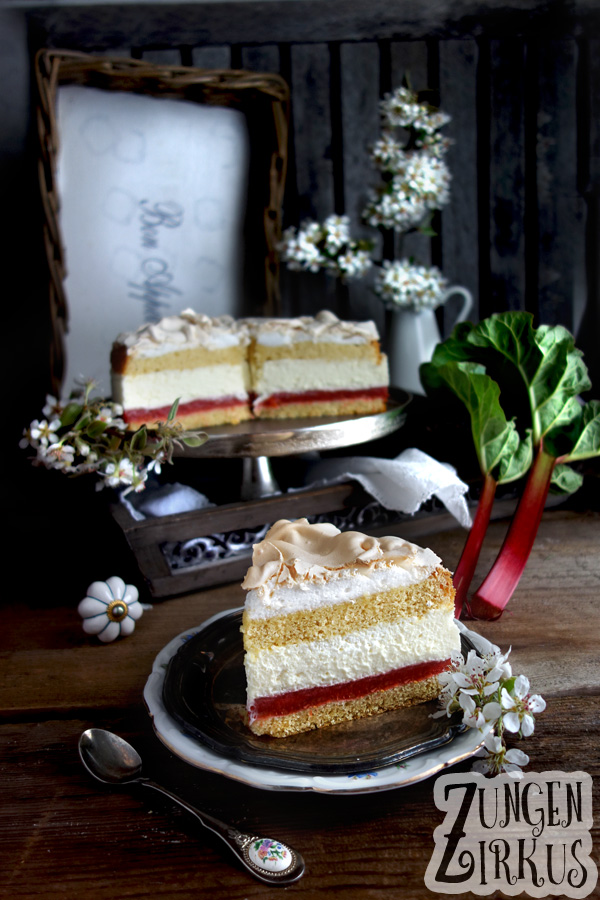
(78, 576, 143, 642)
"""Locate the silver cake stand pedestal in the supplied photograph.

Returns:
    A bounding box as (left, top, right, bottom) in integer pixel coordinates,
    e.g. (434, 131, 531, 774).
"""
(175, 389, 411, 500)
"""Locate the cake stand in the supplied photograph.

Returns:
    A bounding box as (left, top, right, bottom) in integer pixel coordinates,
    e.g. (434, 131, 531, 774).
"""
(175, 389, 411, 499)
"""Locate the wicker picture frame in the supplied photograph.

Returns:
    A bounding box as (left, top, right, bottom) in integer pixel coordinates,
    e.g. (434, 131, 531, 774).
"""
(35, 49, 289, 394)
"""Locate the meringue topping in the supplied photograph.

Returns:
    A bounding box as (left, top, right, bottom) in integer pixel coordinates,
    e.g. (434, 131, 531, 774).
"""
(114, 309, 249, 356)
(242, 518, 441, 596)
(248, 310, 379, 345)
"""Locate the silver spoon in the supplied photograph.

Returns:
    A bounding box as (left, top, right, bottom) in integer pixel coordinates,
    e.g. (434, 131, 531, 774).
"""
(78, 728, 305, 886)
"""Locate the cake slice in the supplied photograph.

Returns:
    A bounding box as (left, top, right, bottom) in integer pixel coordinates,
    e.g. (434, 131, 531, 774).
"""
(111, 310, 251, 429)
(247, 310, 389, 419)
(241, 518, 460, 738)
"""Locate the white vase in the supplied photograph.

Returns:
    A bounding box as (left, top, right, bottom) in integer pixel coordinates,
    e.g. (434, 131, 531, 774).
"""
(387, 286, 473, 395)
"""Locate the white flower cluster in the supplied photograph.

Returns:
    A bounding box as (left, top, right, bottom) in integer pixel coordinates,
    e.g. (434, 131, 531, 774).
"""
(19, 384, 204, 496)
(279, 214, 373, 281)
(374, 259, 448, 310)
(435, 638, 546, 779)
(278, 84, 453, 311)
(363, 86, 452, 232)
(20, 394, 154, 494)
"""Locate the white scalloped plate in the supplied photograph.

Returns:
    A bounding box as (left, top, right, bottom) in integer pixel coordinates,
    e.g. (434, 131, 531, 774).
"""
(143, 610, 489, 794)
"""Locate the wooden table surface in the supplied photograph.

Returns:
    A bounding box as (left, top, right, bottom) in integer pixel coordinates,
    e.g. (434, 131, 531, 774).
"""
(1, 508, 599, 899)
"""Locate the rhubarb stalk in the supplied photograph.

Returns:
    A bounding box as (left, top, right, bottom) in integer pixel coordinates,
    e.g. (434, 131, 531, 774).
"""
(420, 355, 532, 618)
(453, 472, 498, 618)
(467, 447, 556, 619)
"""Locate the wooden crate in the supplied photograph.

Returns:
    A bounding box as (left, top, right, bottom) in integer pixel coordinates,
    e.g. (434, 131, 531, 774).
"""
(110, 479, 484, 598)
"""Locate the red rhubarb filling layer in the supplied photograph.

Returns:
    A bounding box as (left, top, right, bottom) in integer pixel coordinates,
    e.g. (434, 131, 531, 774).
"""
(254, 386, 388, 411)
(123, 395, 248, 423)
(248, 657, 450, 723)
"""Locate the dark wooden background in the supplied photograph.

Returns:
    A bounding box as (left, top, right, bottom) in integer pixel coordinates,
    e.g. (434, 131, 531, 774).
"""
(2, 0, 600, 417)
(2, 0, 600, 590)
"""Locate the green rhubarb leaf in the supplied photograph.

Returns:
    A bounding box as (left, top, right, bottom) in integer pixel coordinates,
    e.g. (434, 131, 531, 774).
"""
(468, 312, 543, 391)
(559, 400, 600, 462)
(550, 463, 584, 495)
(498, 428, 533, 483)
(420, 321, 477, 392)
(467, 312, 590, 445)
(428, 361, 532, 483)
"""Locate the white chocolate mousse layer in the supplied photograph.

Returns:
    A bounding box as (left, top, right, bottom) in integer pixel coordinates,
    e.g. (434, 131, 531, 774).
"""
(245, 607, 460, 703)
(251, 358, 389, 400)
(112, 363, 250, 409)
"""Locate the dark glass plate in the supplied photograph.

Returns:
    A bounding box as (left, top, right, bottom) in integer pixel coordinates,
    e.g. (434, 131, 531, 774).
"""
(162, 609, 472, 775)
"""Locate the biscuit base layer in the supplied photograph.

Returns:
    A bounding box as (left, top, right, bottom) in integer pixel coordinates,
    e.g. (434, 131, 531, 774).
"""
(249, 674, 442, 737)
(254, 391, 387, 419)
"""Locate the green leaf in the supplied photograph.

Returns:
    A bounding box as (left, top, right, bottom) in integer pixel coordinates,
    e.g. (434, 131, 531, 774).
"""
(167, 398, 180, 423)
(560, 400, 600, 462)
(181, 433, 208, 448)
(60, 402, 83, 428)
(469, 312, 543, 390)
(420, 321, 477, 392)
(498, 428, 533, 484)
(429, 361, 531, 483)
(129, 425, 148, 451)
(466, 312, 591, 446)
(86, 421, 108, 440)
(550, 464, 584, 495)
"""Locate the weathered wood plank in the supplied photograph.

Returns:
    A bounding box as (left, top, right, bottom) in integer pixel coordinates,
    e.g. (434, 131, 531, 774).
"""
(140, 47, 183, 66)
(288, 42, 338, 315)
(439, 39, 479, 330)
(289, 43, 335, 221)
(339, 41, 383, 328)
(590, 39, 600, 187)
(0, 695, 598, 899)
(340, 41, 380, 243)
(488, 38, 527, 314)
(28, 0, 600, 52)
(575, 39, 600, 388)
(535, 40, 585, 331)
(191, 44, 232, 69)
(239, 44, 281, 74)
(97, 47, 134, 58)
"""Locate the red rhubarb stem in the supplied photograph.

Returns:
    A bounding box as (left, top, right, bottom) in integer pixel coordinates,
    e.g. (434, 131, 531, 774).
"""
(467, 447, 556, 619)
(453, 473, 498, 619)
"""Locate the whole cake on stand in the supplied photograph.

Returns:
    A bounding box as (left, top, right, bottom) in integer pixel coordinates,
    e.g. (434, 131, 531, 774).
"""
(110, 309, 389, 429)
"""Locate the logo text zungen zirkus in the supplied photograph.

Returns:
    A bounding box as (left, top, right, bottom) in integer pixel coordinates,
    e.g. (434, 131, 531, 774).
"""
(425, 772, 597, 897)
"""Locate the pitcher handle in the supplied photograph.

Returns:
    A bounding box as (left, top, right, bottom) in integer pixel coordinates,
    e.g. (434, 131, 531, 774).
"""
(442, 285, 473, 327)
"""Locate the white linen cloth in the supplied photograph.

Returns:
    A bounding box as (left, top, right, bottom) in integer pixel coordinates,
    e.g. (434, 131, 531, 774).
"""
(121, 482, 215, 521)
(304, 448, 472, 528)
(120, 449, 471, 530)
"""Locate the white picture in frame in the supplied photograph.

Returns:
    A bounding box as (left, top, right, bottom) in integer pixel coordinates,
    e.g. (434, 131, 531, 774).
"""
(56, 85, 250, 394)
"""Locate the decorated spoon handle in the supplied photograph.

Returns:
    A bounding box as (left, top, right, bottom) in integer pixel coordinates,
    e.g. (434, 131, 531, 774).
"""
(141, 780, 305, 885)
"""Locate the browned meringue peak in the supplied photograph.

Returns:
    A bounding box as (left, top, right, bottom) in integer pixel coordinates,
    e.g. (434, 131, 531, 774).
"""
(241, 518, 436, 590)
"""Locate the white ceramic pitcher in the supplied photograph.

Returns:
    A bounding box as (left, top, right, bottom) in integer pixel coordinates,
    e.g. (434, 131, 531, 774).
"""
(387, 286, 473, 395)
